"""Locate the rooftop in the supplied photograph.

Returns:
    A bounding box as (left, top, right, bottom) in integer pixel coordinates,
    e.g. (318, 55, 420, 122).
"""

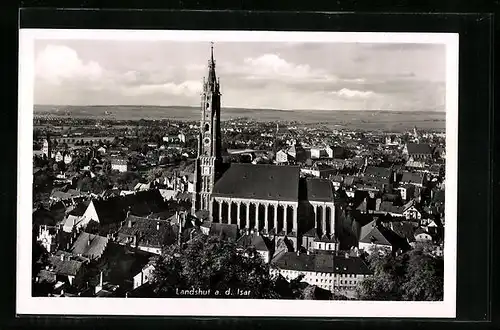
(273, 252, 371, 275)
(299, 177, 334, 202)
(212, 163, 300, 202)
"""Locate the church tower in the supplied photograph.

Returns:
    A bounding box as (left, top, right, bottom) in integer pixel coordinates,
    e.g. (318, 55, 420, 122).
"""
(192, 43, 222, 216)
(42, 132, 51, 159)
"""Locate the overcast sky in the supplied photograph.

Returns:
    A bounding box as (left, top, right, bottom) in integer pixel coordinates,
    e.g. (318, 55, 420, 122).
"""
(34, 40, 446, 111)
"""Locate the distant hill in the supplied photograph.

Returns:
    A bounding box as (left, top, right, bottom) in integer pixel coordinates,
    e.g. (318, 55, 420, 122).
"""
(33, 104, 446, 132)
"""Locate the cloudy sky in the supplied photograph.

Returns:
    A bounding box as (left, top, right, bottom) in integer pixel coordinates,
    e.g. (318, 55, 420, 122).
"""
(34, 40, 446, 111)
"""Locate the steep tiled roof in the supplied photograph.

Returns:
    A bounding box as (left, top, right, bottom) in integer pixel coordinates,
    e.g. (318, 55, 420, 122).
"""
(91, 190, 167, 225)
(68, 200, 90, 216)
(332, 255, 372, 275)
(379, 201, 404, 214)
(212, 164, 300, 201)
(364, 166, 392, 179)
(236, 233, 273, 252)
(358, 220, 391, 245)
(117, 215, 178, 248)
(273, 252, 371, 275)
(299, 177, 334, 202)
(388, 221, 417, 243)
(46, 254, 85, 276)
(406, 143, 432, 155)
(70, 232, 108, 259)
(401, 171, 425, 184)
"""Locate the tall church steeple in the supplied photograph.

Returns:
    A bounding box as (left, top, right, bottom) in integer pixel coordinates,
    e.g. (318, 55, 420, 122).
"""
(192, 43, 222, 216)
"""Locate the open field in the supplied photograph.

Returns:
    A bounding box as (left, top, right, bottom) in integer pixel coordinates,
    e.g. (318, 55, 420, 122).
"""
(34, 105, 446, 132)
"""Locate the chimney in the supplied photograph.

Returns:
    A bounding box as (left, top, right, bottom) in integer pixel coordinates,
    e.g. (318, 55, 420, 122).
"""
(128, 219, 132, 228)
(60, 254, 64, 261)
(156, 222, 160, 231)
(345, 252, 349, 259)
(256, 230, 260, 236)
(87, 235, 91, 246)
(296, 250, 300, 256)
(306, 250, 310, 255)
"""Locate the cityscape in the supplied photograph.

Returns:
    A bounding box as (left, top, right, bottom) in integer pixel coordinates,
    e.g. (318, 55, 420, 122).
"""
(31, 40, 446, 301)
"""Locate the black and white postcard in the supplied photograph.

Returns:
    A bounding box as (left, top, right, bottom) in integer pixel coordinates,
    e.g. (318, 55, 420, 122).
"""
(18, 29, 458, 317)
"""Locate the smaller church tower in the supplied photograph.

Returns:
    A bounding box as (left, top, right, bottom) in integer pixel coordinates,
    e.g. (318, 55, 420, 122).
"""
(42, 132, 52, 159)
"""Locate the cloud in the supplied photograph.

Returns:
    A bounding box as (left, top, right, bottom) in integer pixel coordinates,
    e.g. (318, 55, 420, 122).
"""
(240, 54, 336, 82)
(35, 45, 103, 84)
(331, 88, 375, 99)
(122, 80, 203, 97)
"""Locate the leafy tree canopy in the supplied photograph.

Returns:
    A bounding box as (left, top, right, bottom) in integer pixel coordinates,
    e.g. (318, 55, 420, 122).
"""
(357, 244, 443, 301)
(149, 234, 281, 299)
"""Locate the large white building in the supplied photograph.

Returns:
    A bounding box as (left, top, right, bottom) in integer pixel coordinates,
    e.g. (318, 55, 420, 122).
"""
(271, 252, 372, 297)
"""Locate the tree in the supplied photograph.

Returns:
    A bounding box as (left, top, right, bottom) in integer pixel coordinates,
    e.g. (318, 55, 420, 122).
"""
(356, 245, 443, 301)
(76, 176, 93, 192)
(400, 247, 443, 301)
(150, 234, 281, 299)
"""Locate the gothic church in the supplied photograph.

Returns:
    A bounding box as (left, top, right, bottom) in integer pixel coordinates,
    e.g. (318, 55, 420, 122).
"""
(192, 44, 337, 251)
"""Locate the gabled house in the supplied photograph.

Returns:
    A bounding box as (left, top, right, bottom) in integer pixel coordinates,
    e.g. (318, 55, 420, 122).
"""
(70, 232, 109, 261)
(236, 231, 274, 263)
(132, 263, 155, 290)
(403, 143, 433, 160)
(115, 215, 178, 255)
(276, 149, 294, 164)
(355, 219, 410, 254)
(80, 190, 169, 234)
(401, 171, 426, 187)
(36, 252, 89, 289)
(414, 227, 433, 243)
(376, 199, 420, 220)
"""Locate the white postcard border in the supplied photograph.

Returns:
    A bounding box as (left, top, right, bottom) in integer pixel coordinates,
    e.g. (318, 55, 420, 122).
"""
(17, 29, 458, 318)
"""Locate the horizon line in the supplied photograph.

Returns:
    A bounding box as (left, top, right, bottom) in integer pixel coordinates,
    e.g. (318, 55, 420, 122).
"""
(33, 104, 446, 113)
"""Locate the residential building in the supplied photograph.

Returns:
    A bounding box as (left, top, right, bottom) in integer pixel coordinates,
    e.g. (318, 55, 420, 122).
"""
(271, 252, 372, 297)
(133, 264, 155, 290)
(111, 157, 130, 172)
(70, 232, 109, 261)
(403, 143, 433, 160)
